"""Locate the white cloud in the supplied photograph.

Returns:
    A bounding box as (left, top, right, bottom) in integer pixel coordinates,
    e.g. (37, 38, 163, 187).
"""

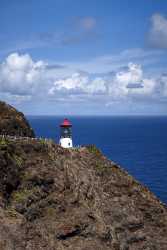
(149, 13, 167, 49)
(0, 52, 167, 108)
(109, 63, 143, 99)
(159, 74, 167, 97)
(113, 63, 155, 97)
(116, 63, 142, 84)
(48, 62, 166, 103)
(49, 72, 106, 95)
(0, 53, 45, 96)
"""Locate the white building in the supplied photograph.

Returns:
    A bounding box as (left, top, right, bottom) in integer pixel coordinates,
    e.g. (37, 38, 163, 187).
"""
(59, 118, 73, 148)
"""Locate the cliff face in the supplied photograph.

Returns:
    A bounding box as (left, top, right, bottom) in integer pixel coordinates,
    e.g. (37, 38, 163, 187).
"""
(0, 101, 35, 137)
(0, 138, 167, 250)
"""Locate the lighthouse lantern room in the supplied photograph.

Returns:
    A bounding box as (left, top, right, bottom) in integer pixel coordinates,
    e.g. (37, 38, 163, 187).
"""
(59, 118, 73, 148)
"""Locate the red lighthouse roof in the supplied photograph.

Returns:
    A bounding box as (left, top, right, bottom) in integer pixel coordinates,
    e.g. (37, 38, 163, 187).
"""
(60, 118, 72, 127)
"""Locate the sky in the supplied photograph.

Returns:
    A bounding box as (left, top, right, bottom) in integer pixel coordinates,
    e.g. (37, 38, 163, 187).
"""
(0, 0, 167, 115)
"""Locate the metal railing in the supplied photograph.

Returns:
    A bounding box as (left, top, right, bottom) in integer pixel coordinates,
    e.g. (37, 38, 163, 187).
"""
(0, 135, 82, 149)
(0, 134, 53, 143)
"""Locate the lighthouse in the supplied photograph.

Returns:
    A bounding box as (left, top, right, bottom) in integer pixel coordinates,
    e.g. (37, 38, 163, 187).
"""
(59, 118, 73, 148)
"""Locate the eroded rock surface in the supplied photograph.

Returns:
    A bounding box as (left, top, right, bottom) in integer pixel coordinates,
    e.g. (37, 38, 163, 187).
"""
(0, 140, 166, 250)
(0, 101, 34, 137)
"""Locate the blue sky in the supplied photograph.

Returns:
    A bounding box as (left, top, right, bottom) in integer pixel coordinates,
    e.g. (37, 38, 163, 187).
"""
(0, 0, 167, 115)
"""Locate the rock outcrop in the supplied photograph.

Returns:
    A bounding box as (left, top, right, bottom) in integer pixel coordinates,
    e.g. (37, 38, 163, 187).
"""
(0, 101, 35, 137)
(0, 138, 167, 250)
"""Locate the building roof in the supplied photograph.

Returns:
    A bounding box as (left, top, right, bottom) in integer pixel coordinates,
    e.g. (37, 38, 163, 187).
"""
(60, 118, 72, 127)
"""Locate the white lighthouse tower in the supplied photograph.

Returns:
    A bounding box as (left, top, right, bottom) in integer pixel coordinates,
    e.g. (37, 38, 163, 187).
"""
(59, 118, 73, 148)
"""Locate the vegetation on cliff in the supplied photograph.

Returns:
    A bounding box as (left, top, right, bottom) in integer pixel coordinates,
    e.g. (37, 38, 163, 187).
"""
(0, 101, 167, 249)
(0, 137, 167, 250)
(0, 101, 35, 137)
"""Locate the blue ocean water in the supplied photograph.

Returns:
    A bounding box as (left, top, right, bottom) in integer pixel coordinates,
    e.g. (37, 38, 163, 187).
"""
(28, 116, 167, 204)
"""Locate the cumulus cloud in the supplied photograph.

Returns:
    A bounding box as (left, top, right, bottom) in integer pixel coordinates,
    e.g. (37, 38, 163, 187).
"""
(158, 74, 167, 98)
(109, 63, 161, 101)
(0, 53, 45, 96)
(49, 72, 106, 95)
(149, 13, 167, 49)
(116, 63, 142, 84)
(48, 63, 140, 98)
(48, 62, 166, 102)
(0, 53, 167, 107)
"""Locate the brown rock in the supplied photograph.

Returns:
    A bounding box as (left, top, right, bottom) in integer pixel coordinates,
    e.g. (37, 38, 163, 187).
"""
(0, 139, 166, 250)
(0, 101, 35, 137)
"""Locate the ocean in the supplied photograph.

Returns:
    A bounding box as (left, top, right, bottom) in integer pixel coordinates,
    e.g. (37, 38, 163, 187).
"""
(28, 116, 167, 204)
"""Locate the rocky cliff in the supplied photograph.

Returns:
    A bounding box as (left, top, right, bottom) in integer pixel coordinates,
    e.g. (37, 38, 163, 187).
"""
(0, 138, 167, 250)
(0, 101, 167, 250)
(0, 101, 35, 137)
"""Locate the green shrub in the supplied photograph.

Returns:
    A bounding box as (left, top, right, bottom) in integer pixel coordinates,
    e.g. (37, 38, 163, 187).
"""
(95, 162, 110, 176)
(45, 207, 56, 217)
(12, 188, 34, 203)
(6, 207, 19, 218)
(39, 138, 47, 145)
(13, 154, 23, 168)
(0, 137, 8, 146)
(87, 145, 101, 156)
